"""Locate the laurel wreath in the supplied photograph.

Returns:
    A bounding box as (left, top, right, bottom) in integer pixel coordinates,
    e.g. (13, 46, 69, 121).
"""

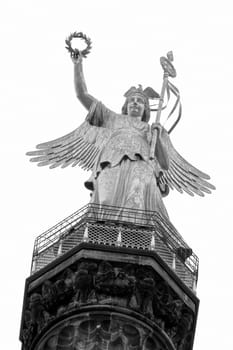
(65, 32, 92, 58)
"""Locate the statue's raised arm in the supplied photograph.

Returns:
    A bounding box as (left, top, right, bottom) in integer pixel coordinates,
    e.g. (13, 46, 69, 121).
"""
(66, 32, 96, 110)
(72, 54, 95, 110)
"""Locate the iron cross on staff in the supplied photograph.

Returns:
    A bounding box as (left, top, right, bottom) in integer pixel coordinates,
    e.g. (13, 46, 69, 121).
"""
(149, 51, 177, 160)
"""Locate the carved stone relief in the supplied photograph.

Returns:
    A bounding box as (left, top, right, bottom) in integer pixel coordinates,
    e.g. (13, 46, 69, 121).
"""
(22, 259, 195, 350)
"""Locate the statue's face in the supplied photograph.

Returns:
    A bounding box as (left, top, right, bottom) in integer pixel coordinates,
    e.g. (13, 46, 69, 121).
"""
(127, 95, 145, 118)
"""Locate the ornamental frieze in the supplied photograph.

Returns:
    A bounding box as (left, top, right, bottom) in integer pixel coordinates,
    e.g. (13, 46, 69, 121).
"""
(22, 258, 195, 350)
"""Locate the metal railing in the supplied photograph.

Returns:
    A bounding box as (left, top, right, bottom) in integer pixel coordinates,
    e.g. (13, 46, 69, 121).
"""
(31, 204, 198, 292)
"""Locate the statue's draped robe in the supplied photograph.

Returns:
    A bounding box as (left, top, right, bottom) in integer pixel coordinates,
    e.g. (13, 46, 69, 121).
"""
(85, 101, 169, 220)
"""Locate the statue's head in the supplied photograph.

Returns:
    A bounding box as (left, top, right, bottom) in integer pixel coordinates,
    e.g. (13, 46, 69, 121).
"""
(122, 85, 159, 122)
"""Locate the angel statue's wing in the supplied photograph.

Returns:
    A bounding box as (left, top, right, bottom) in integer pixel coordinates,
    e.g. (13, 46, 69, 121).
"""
(158, 132, 215, 197)
(26, 120, 112, 170)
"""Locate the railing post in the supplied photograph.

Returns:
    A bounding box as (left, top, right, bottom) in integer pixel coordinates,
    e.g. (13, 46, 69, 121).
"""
(150, 231, 156, 250)
(31, 258, 37, 273)
(83, 223, 89, 242)
(172, 253, 176, 270)
(116, 226, 122, 247)
(57, 239, 63, 256)
(192, 278, 197, 293)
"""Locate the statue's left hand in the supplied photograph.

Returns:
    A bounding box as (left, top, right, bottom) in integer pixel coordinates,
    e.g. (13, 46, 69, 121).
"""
(151, 123, 163, 135)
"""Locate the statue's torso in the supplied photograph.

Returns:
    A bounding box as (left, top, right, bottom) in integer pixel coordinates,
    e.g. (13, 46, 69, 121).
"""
(100, 114, 150, 167)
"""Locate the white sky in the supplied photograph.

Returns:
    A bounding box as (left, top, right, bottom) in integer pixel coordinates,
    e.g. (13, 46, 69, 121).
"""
(0, 0, 232, 348)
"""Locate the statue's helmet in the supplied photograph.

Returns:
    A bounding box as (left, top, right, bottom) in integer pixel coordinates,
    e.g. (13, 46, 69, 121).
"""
(122, 85, 160, 122)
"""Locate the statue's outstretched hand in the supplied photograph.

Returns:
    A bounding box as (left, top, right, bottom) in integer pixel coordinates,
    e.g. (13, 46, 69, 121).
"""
(71, 51, 83, 65)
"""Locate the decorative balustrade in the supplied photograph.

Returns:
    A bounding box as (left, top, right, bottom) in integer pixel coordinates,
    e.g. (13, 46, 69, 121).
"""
(31, 204, 198, 292)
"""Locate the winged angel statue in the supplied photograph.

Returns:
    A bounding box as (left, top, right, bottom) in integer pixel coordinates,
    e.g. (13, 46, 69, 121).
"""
(27, 34, 215, 221)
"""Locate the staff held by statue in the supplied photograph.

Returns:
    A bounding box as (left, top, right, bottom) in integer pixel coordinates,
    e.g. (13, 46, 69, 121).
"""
(150, 51, 177, 160)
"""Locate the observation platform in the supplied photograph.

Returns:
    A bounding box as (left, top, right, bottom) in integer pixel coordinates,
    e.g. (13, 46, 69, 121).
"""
(30, 204, 198, 292)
